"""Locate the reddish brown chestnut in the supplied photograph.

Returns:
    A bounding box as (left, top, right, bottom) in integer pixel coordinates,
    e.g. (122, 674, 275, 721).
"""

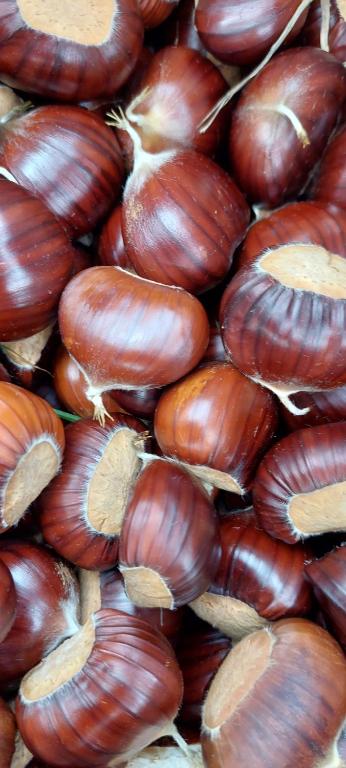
(310, 124, 346, 212)
(154, 363, 277, 493)
(0, 105, 124, 237)
(138, 0, 179, 28)
(59, 266, 209, 422)
(119, 459, 220, 609)
(16, 609, 183, 767)
(201, 619, 346, 768)
(53, 346, 126, 419)
(229, 47, 346, 206)
(0, 697, 16, 767)
(0, 383, 64, 533)
(281, 385, 346, 431)
(40, 415, 148, 571)
(98, 205, 133, 271)
(190, 518, 311, 639)
(0, 541, 80, 689)
(302, 0, 346, 63)
(306, 545, 346, 650)
(0, 179, 73, 341)
(0, 558, 16, 643)
(253, 422, 346, 543)
(0, 0, 143, 102)
(221, 244, 346, 411)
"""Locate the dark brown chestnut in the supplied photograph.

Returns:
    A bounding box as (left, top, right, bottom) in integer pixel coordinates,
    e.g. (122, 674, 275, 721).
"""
(310, 124, 346, 212)
(190, 517, 312, 639)
(0, 558, 16, 643)
(40, 415, 148, 571)
(154, 362, 278, 493)
(0, 541, 80, 689)
(229, 47, 346, 206)
(98, 205, 133, 271)
(0, 0, 143, 102)
(306, 545, 346, 650)
(302, 0, 346, 63)
(281, 385, 346, 431)
(253, 422, 346, 543)
(0, 697, 16, 767)
(16, 609, 183, 767)
(119, 459, 220, 609)
(201, 619, 346, 768)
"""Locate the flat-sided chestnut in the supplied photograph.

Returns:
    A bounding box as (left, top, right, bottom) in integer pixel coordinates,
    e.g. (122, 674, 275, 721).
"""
(201, 619, 346, 768)
(306, 545, 346, 650)
(154, 363, 277, 493)
(0, 0, 143, 102)
(0, 558, 16, 643)
(119, 459, 220, 609)
(190, 518, 311, 639)
(16, 609, 183, 767)
(253, 422, 346, 543)
(40, 415, 148, 571)
(0, 105, 124, 237)
(79, 568, 184, 643)
(221, 243, 346, 411)
(0, 541, 80, 689)
(0, 179, 73, 341)
(59, 266, 209, 422)
(0, 383, 65, 533)
(0, 697, 15, 767)
(310, 124, 346, 212)
(229, 48, 346, 205)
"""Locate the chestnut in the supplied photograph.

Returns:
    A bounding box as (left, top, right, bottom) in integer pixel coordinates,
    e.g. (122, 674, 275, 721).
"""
(53, 346, 126, 420)
(201, 619, 346, 768)
(281, 384, 346, 431)
(1, 324, 55, 391)
(0, 558, 16, 643)
(98, 205, 133, 271)
(39, 415, 149, 571)
(0, 0, 143, 102)
(154, 362, 278, 493)
(59, 266, 209, 422)
(0, 383, 65, 533)
(310, 124, 346, 212)
(302, 0, 346, 63)
(253, 422, 346, 543)
(79, 568, 185, 644)
(190, 517, 311, 639)
(0, 697, 15, 767)
(0, 541, 80, 689)
(16, 609, 183, 767)
(138, 0, 179, 28)
(119, 459, 221, 609)
(306, 545, 346, 650)
(221, 243, 346, 412)
(229, 47, 346, 206)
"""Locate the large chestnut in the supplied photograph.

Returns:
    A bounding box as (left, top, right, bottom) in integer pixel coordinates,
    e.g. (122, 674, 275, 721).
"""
(306, 545, 346, 650)
(0, 0, 143, 102)
(253, 422, 346, 543)
(0, 541, 80, 689)
(310, 124, 346, 212)
(16, 609, 183, 767)
(154, 362, 278, 493)
(119, 459, 220, 609)
(0, 558, 16, 643)
(0, 697, 15, 767)
(229, 47, 346, 206)
(190, 517, 311, 639)
(201, 619, 346, 768)
(59, 266, 209, 422)
(0, 383, 64, 533)
(40, 415, 148, 571)
(221, 243, 346, 412)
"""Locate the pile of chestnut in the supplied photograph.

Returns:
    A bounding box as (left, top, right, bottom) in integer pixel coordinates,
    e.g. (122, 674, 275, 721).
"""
(0, 0, 345, 766)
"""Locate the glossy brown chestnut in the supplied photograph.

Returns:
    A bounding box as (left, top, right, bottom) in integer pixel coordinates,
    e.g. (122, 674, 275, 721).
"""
(0, 0, 143, 102)
(229, 48, 346, 206)
(111, 387, 161, 420)
(154, 363, 277, 493)
(0, 558, 16, 643)
(79, 568, 184, 643)
(40, 415, 148, 571)
(253, 422, 346, 543)
(138, 0, 178, 27)
(59, 266, 209, 421)
(306, 545, 346, 650)
(190, 518, 311, 639)
(0, 697, 16, 767)
(201, 323, 227, 364)
(118, 46, 227, 160)
(0, 541, 80, 689)
(16, 609, 183, 767)
(0, 105, 124, 237)
(0, 383, 65, 533)
(119, 459, 220, 609)
(98, 205, 133, 271)
(201, 619, 346, 768)
(302, 0, 346, 63)
(53, 346, 126, 419)
(0, 179, 73, 341)
(238, 201, 346, 270)
(220, 243, 346, 410)
(195, 0, 308, 65)
(281, 384, 346, 431)
(121, 145, 250, 294)
(310, 124, 346, 212)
